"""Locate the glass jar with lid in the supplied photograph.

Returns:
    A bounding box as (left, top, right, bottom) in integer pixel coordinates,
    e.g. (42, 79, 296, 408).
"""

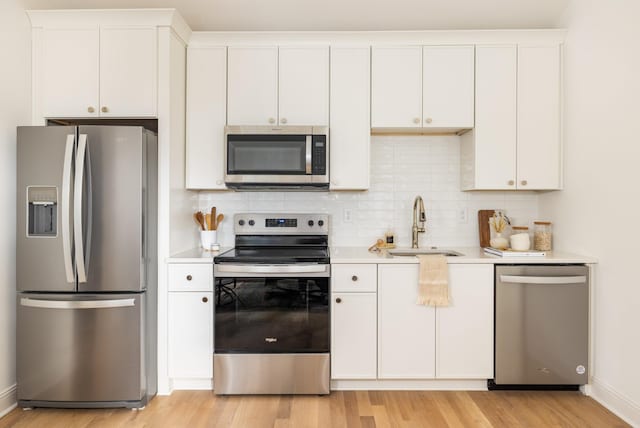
(510, 226, 530, 251)
(533, 221, 552, 251)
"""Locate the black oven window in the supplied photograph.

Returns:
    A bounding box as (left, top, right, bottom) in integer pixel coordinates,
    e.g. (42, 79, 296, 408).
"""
(214, 276, 329, 353)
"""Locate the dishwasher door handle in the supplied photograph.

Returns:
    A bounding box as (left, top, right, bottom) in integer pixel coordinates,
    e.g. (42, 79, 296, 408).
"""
(500, 275, 587, 285)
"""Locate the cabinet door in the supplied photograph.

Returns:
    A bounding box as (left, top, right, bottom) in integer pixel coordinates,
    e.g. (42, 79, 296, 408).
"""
(186, 47, 227, 189)
(331, 293, 377, 379)
(227, 46, 278, 125)
(99, 27, 157, 117)
(41, 28, 99, 118)
(168, 292, 213, 378)
(436, 265, 494, 379)
(517, 45, 562, 190)
(329, 47, 370, 190)
(378, 264, 435, 379)
(278, 46, 329, 126)
(371, 46, 422, 128)
(473, 45, 517, 189)
(422, 46, 474, 129)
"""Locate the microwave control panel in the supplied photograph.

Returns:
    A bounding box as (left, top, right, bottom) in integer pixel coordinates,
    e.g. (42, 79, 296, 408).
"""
(312, 136, 327, 175)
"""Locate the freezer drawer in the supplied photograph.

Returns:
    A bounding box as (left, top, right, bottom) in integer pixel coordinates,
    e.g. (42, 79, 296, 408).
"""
(495, 265, 589, 386)
(17, 293, 147, 407)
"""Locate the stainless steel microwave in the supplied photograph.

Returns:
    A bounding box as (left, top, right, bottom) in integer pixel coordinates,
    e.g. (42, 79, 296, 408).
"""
(224, 126, 329, 191)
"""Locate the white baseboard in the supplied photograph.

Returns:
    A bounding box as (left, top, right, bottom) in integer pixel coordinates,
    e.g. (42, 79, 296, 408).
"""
(170, 378, 214, 391)
(331, 379, 488, 391)
(0, 384, 17, 419)
(590, 377, 640, 427)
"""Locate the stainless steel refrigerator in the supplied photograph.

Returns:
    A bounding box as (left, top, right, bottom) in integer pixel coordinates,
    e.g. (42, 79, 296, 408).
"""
(16, 125, 157, 409)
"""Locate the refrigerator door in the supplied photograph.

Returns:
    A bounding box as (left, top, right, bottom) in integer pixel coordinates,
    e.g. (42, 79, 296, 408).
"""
(77, 126, 147, 292)
(17, 126, 77, 292)
(17, 293, 146, 406)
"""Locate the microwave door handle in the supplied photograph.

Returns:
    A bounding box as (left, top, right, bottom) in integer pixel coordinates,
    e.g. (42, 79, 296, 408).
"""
(305, 135, 312, 174)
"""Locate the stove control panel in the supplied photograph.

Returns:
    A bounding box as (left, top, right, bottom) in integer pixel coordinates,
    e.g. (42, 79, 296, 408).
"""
(234, 213, 329, 235)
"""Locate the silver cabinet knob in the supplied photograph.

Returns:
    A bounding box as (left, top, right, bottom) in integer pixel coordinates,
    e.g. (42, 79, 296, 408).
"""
(413, 118, 420, 124)
(351, 275, 358, 282)
(425, 117, 433, 124)
(280, 118, 288, 124)
(268, 118, 276, 124)
(335, 297, 342, 303)
(508, 180, 515, 186)
(521, 180, 528, 186)
(101, 106, 109, 113)
(87, 106, 95, 113)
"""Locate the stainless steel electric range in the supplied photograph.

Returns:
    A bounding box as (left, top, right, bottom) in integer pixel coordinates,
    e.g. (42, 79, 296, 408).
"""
(213, 213, 330, 395)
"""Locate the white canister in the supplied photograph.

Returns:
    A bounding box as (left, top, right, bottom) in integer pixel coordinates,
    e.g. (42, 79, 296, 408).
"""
(200, 230, 218, 251)
(510, 227, 530, 251)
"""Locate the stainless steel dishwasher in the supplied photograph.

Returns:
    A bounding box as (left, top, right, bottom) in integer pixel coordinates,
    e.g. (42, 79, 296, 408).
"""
(491, 265, 589, 389)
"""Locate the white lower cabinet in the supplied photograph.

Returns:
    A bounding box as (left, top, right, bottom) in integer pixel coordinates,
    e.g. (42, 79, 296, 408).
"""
(377, 263, 493, 380)
(331, 292, 377, 379)
(168, 286, 213, 379)
(378, 264, 436, 378)
(436, 264, 494, 379)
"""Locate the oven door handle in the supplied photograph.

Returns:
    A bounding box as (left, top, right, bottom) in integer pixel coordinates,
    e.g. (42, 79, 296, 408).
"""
(216, 264, 329, 274)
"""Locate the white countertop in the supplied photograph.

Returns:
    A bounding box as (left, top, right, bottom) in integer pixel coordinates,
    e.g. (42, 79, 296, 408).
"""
(168, 246, 597, 265)
(330, 246, 598, 264)
(166, 247, 231, 263)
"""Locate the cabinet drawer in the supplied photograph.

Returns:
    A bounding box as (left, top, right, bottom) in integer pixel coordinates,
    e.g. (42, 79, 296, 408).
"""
(332, 264, 376, 292)
(168, 264, 213, 292)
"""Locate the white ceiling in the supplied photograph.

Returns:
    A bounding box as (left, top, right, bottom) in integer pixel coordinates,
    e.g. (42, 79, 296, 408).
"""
(20, 0, 569, 31)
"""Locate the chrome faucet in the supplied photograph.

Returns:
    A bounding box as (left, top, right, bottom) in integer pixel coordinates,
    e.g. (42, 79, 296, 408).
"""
(411, 195, 426, 249)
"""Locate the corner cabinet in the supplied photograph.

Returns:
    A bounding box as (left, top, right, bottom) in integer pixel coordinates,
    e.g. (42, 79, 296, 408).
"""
(461, 44, 562, 190)
(377, 263, 493, 379)
(227, 46, 329, 126)
(186, 46, 227, 190)
(35, 26, 157, 119)
(329, 47, 371, 190)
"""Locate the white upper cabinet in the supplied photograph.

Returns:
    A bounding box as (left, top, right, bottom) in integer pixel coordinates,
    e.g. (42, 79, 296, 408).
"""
(372, 45, 475, 130)
(329, 46, 370, 190)
(227, 46, 329, 126)
(41, 28, 100, 118)
(186, 46, 227, 190)
(422, 46, 474, 129)
(279, 46, 329, 126)
(99, 27, 157, 117)
(227, 46, 279, 126)
(517, 45, 562, 190)
(371, 46, 423, 128)
(38, 26, 157, 119)
(461, 44, 562, 191)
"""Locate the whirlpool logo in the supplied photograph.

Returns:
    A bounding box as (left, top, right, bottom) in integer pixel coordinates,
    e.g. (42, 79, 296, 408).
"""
(265, 337, 278, 343)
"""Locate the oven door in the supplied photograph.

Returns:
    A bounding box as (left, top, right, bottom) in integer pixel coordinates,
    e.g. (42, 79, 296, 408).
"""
(214, 267, 329, 354)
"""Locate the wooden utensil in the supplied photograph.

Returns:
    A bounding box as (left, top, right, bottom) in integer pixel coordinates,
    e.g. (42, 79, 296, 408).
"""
(478, 209, 496, 248)
(195, 211, 206, 231)
(215, 213, 224, 230)
(211, 207, 217, 230)
(205, 214, 212, 230)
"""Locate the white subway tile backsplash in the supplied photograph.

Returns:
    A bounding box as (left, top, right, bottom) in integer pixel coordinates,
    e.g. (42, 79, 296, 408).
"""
(197, 135, 539, 247)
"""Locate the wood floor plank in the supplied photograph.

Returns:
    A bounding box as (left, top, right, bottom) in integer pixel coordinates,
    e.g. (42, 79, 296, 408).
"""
(0, 390, 629, 428)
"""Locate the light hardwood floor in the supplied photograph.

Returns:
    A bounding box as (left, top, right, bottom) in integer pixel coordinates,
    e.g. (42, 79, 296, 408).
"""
(0, 390, 628, 428)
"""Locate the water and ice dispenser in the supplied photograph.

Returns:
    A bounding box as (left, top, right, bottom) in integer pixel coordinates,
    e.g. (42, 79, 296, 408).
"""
(27, 186, 57, 237)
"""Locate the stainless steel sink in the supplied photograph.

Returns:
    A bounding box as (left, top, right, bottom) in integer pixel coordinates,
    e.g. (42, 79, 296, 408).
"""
(387, 248, 463, 257)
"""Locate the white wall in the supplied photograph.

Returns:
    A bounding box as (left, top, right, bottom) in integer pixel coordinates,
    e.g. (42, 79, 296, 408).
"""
(199, 135, 540, 248)
(540, 0, 640, 424)
(0, 0, 31, 415)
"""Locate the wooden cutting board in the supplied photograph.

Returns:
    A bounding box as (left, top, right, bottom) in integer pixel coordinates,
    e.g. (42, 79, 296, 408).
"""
(478, 210, 496, 248)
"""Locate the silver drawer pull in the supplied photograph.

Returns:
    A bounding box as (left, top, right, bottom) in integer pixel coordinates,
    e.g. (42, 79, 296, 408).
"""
(216, 264, 328, 274)
(500, 275, 587, 285)
(20, 298, 135, 309)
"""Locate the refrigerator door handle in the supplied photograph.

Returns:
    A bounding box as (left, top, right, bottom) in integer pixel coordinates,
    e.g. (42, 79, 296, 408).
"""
(20, 297, 135, 309)
(74, 134, 91, 283)
(61, 134, 75, 283)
